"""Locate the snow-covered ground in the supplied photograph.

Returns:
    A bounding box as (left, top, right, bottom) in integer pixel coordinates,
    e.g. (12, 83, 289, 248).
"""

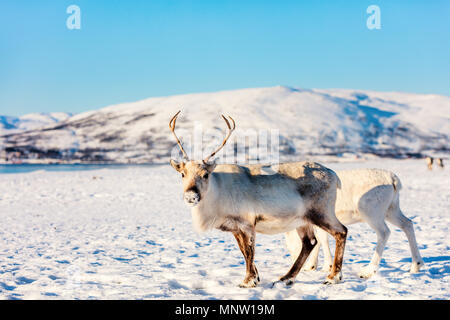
(0, 159, 448, 300)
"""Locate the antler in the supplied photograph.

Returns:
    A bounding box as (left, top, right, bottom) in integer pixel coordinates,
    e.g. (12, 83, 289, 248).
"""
(203, 115, 236, 163)
(169, 110, 189, 160)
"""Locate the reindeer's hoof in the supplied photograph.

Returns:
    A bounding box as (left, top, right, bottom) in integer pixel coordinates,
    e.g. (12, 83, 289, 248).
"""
(410, 260, 424, 273)
(238, 276, 260, 288)
(271, 278, 295, 288)
(358, 266, 377, 279)
(323, 272, 342, 284)
(302, 263, 317, 271)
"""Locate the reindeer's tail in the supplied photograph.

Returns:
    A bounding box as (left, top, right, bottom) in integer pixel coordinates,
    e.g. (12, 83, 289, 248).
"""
(391, 173, 402, 192)
(336, 174, 342, 189)
(333, 170, 342, 189)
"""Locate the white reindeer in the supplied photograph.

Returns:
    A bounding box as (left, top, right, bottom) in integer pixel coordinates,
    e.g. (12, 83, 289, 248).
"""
(285, 169, 424, 278)
(169, 111, 348, 287)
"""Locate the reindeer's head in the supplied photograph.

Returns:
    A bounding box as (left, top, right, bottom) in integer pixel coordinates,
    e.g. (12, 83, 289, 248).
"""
(170, 160, 216, 206)
(169, 110, 235, 207)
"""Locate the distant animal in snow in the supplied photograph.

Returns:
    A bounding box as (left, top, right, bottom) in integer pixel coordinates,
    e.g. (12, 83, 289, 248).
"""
(426, 157, 434, 170)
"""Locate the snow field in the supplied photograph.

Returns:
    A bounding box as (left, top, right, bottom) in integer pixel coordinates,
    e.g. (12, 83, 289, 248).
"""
(0, 159, 448, 299)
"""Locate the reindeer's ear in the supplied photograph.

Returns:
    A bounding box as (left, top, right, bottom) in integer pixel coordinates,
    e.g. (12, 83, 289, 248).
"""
(203, 160, 217, 173)
(170, 159, 184, 172)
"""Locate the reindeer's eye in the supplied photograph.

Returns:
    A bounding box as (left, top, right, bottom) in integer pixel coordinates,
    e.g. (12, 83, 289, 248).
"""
(181, 173, 185, 178)
(203, 173, 209, 179)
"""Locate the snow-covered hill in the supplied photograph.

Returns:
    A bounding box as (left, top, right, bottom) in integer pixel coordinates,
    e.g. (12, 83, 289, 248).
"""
(0, 86, 449, 163)
(0, 113, 71, 135)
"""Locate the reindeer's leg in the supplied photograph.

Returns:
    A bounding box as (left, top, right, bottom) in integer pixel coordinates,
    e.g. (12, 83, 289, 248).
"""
(306, 210, 347, 284)
(386, 209, 424, 273)
(285, 228, 319, 271)
(315, 226, 334, 272)
(233, 228, 260, 288)
(220, 217, 259, 288)
(275, 225, 317, 286)
(290, 227, 333, 272)
(302, 238, 320, 271)
(285, 229, 302, 262)
(358, 217, 390, 278)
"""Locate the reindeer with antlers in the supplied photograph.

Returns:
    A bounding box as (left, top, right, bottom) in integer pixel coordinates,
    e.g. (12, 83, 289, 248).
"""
(169, 111, 347, 287)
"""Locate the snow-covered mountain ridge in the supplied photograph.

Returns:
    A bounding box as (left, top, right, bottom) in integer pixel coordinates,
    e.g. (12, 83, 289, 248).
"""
(1, 86, 448, 163)
(0, 113, 71, 135)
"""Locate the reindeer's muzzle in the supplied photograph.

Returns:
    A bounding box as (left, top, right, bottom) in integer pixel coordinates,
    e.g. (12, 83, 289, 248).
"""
(184, 188, 200, 207)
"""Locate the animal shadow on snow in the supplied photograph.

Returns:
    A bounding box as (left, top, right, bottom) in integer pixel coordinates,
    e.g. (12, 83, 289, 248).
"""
(400, 256, 450, 278)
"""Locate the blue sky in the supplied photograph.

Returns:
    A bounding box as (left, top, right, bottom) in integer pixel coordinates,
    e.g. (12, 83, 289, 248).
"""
(1, 0, 449, 116)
